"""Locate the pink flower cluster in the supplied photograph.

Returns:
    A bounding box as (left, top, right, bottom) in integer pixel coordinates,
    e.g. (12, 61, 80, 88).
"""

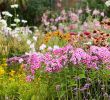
(26, 45, 110, 81)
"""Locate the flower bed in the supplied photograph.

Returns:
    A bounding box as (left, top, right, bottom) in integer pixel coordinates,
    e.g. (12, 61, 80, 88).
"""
(1, 2, 110, 100)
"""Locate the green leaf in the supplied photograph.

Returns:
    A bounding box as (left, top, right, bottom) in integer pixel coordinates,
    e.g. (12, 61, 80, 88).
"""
(79, 74, 86, 79)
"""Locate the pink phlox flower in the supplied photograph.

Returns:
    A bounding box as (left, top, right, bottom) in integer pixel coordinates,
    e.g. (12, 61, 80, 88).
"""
(26, 75, 34, 82)
(53, 48, 63, 55)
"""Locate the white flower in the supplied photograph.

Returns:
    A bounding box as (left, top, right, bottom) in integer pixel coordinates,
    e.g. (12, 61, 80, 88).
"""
(101, 12, 104, 17)
(14, 34, 19, 38)
(15, 27, 20, 31)
(30, 43, 35, 49)
(0, 19, 7, 28)
(105, 0, 110, 7)
(36, 29, 39, 32)
(53, 45, 59, 50)
(86, 6, 91, 13)
(33, 36, 38, 41)
(14, 18, 20, 23)
(11, 23, 16, 27)
(78, 9, 83, 14)
(21, 20, 27, 23)
(19, 58, 23, 63)
(44, 21, 50, 26)
(11, 4, 19, 8)
(48, 46, 53, 51)
(2, 11, 13, 17)
(27, 40, 31, 45)
(93, 9, 100, 15)
(51, 26, 57, 31)
(7, 27, 12, 31)
(39, 44, 46, 50)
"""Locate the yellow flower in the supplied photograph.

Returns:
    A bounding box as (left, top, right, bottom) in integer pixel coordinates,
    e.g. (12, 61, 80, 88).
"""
(63, 33, 71, 41)
(0, 67, 5, 76)
(18, 74, 22, 78)
(9, 70, 15, 76)
(9, 77, 15, 81)
(2, 58, 6, 62)
(1, 63, 7, 67)
(38, 77, 41, 81)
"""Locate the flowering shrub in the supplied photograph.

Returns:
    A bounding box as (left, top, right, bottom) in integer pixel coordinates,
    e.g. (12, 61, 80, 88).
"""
(22, 45, 110, 76)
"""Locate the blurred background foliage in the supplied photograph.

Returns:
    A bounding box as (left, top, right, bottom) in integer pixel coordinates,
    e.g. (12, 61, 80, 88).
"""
(0, 0, 109, 26)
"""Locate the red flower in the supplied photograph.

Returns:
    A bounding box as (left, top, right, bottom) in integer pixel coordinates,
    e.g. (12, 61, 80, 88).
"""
(70, 32, 75, 35)
(84, 32, 90, 35)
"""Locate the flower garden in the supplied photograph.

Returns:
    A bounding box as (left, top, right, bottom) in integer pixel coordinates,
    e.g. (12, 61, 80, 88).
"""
(1, 0, 110, 100)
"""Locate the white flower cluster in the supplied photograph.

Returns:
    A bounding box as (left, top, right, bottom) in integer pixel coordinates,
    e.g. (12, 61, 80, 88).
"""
(0, 19, 7, 28)
(39, 44, 60, 51)
(11, 4, 19, 8)
(14, 18, 20, 23)
(105, 0, 110, 7)
(22, 20, 27, 24)
(2, 11, 13, 17)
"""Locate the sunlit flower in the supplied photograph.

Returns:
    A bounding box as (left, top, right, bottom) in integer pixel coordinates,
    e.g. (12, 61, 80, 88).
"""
(0, 19, 7, 28)
(9, 77, 15, 81)
(0, 67, 5, 76)
(9, 70, 15, 76)
(21, 20, 27, 23)
(11, 23, 16, 27)
(105, 0, 110, 7)
(14, 18, 20, 23)
(1, 63, 7, 67)
(2, 11, 13, 17)
(11, 4, 19, 8)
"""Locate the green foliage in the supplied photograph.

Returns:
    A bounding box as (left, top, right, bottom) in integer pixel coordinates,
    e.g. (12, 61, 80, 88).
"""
(26, 0, 52, 25)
